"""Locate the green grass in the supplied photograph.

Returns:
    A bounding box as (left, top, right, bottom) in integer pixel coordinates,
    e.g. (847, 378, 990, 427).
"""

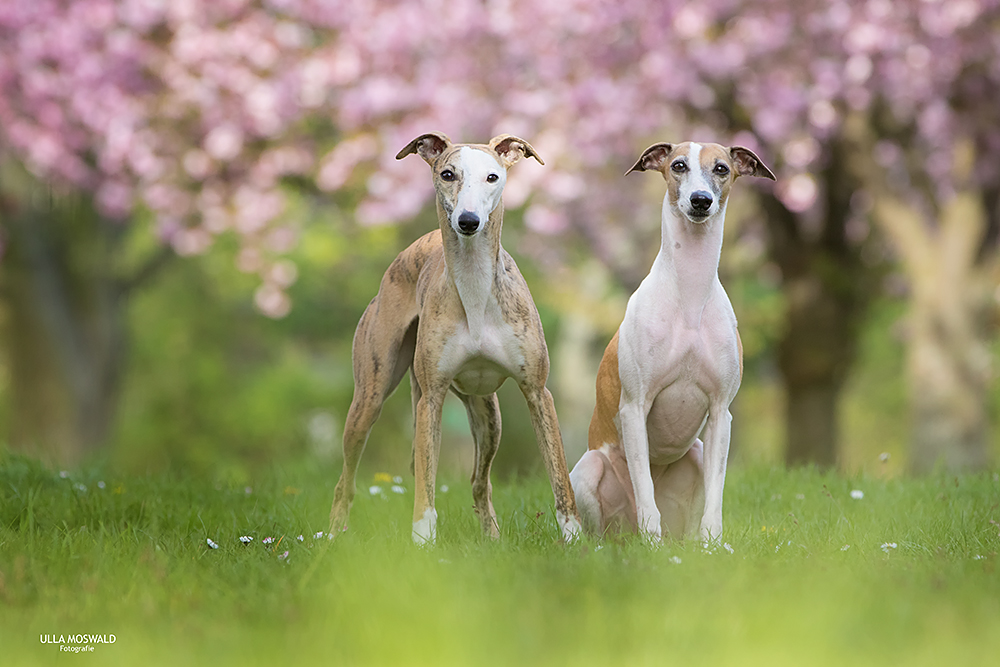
(1, 453, 999, 666)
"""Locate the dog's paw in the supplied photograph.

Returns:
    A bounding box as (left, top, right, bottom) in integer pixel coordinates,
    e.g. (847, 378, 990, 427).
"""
(412, 508, 438, 546)
(557, 510, 583, 543)
(640, 530, 663, 549)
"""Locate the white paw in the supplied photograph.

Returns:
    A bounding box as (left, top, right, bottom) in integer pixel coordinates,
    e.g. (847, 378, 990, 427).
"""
(412, 508, 438, 546)
(557, 510, 582, 542)
(699, 523, 723, 547)
(639, 513, 663, 545)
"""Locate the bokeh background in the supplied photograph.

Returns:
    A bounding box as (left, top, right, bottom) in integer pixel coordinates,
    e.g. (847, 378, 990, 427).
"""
(0, 0, 998, 483)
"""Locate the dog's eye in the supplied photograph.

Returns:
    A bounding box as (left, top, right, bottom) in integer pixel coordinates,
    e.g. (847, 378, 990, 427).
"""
(486, 173, 499, 183)
(440, 169, 455, 181)
(671, 161, 688, 173)
(714, 163, 730, 176)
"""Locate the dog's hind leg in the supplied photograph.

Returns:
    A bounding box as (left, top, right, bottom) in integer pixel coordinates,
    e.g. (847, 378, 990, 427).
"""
(653, 440, 706, 540)
(570, 448, 636, 536)
(329, 301, 418, 535)
(408, 369, 422, 476)
(457, 391, 502, 538)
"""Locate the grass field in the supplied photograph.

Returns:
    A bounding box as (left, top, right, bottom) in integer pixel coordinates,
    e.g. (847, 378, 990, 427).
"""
(1, 453, 999, 666)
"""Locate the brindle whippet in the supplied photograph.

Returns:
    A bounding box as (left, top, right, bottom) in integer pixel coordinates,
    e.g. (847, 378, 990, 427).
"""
(330, 132, 583, 545)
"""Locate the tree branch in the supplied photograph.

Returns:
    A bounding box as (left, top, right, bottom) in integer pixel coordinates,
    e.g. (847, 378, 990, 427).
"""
(975, 185, 999, 266)
(119, 244, 174, 296)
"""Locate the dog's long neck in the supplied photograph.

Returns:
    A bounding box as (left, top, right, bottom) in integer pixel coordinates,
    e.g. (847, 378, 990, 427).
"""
(438, 200, 505, 339)
(652, 199, 727, 329)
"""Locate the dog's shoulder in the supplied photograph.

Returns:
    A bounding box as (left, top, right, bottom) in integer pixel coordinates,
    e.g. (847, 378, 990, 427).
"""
(385, 230, 444, 286)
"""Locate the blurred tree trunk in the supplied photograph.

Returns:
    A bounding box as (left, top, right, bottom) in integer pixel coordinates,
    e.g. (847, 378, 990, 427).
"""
(759, 137, 876, 468)
(874, 181, 997, 473)
(0, 169, 169, 464)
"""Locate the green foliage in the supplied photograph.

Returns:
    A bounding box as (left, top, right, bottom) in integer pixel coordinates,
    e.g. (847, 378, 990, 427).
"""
(2, 454, 999, 666)
(109, 208, 429, 476)
(107, 200, 579, 479)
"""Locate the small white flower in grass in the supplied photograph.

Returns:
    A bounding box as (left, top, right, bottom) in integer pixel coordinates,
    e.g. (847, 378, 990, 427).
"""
(393, 476, 403, 484)
(850, 489, 864, 500)
(297, 535, 304, 542)
(841, 544, 851, 551)
(879, 452, 890, 463)
(314, 531, 324, 539)
(668, 556, 682, 565)
(262, 536, 274, 545)
(369, 485, 383, 495)
(440, 484, 449, 493)
(391, 485, 406, 494)
(97, 481, 106, 489)
(880, 542, 897, 553)
(723, 542, 734, 554)
(207, 538, 219, 549)
(594, 545, 603, 551)
(74, 483, 87, 492)
(239, 536, 253, 544)
(60, 471, 69, 479)
(973, 554, 984, 560)
(278, 550, 289, 561)
(245, 486, 253, 495)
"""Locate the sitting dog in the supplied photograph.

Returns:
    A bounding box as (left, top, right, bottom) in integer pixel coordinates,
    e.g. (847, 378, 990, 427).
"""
(569, 141, 774, 543)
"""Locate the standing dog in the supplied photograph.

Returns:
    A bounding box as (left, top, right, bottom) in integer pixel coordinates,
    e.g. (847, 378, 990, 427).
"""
(329, 132, 582, 545)
(569, 141, 774, 543)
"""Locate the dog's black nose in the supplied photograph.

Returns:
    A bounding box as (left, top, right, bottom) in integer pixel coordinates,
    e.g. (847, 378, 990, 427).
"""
(690, 191, 713, 212)
(457, 211, 480, 234)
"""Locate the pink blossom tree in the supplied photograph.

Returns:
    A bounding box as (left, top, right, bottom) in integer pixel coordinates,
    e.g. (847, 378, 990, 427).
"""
(1, 0, 996, 467)
(864, 0, 1000, 471)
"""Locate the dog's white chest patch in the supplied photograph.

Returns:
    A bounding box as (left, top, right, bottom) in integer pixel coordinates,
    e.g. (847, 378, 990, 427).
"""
(439, 315, 527, 395)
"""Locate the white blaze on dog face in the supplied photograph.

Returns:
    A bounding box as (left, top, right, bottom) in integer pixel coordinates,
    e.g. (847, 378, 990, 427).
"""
(434, 146, 507, 237)
(627, 140, 775, 224)
(666, 142, 735, 223)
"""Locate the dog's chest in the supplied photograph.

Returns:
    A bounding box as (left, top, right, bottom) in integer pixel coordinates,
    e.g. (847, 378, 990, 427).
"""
(622, 312, 741, 463)
(437, 300, 528, 395)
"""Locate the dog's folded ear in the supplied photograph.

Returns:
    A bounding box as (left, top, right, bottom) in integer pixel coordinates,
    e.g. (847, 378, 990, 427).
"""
(625, 143, 673, 175)
(396, 132, 453, 164)
(730, 146, 776, 180)
(489, 134, 544, 168)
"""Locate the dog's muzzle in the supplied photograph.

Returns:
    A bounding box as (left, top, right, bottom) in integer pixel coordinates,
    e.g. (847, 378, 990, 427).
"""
(688, 191, 713, 220)
(690, 191, 712, 213)
(457, 211, 480, 235)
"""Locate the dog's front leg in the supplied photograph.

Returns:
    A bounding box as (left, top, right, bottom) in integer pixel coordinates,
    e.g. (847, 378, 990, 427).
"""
(412, 388, 445, 545)
(698, 407, 732, 545)
(521, 384, 582, 541)
(618, 399, 662, 543)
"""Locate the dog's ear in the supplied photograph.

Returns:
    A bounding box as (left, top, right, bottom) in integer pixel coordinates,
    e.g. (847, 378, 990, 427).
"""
(396, 132, 453, 165)
(625, 143, 673, 175)
(730, 146, 776, 180)
(489, 134, 544, 168)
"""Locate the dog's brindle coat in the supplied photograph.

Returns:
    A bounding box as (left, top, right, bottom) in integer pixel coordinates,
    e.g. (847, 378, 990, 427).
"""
(329, 132, 582, 544)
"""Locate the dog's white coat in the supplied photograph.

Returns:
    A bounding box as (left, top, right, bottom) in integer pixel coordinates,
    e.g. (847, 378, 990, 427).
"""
(570, 141, 773, 544)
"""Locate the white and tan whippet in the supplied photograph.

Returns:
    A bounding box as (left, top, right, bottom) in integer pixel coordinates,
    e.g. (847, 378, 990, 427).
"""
(329, 132, 582, 545)
(569, 141, 775, 544)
